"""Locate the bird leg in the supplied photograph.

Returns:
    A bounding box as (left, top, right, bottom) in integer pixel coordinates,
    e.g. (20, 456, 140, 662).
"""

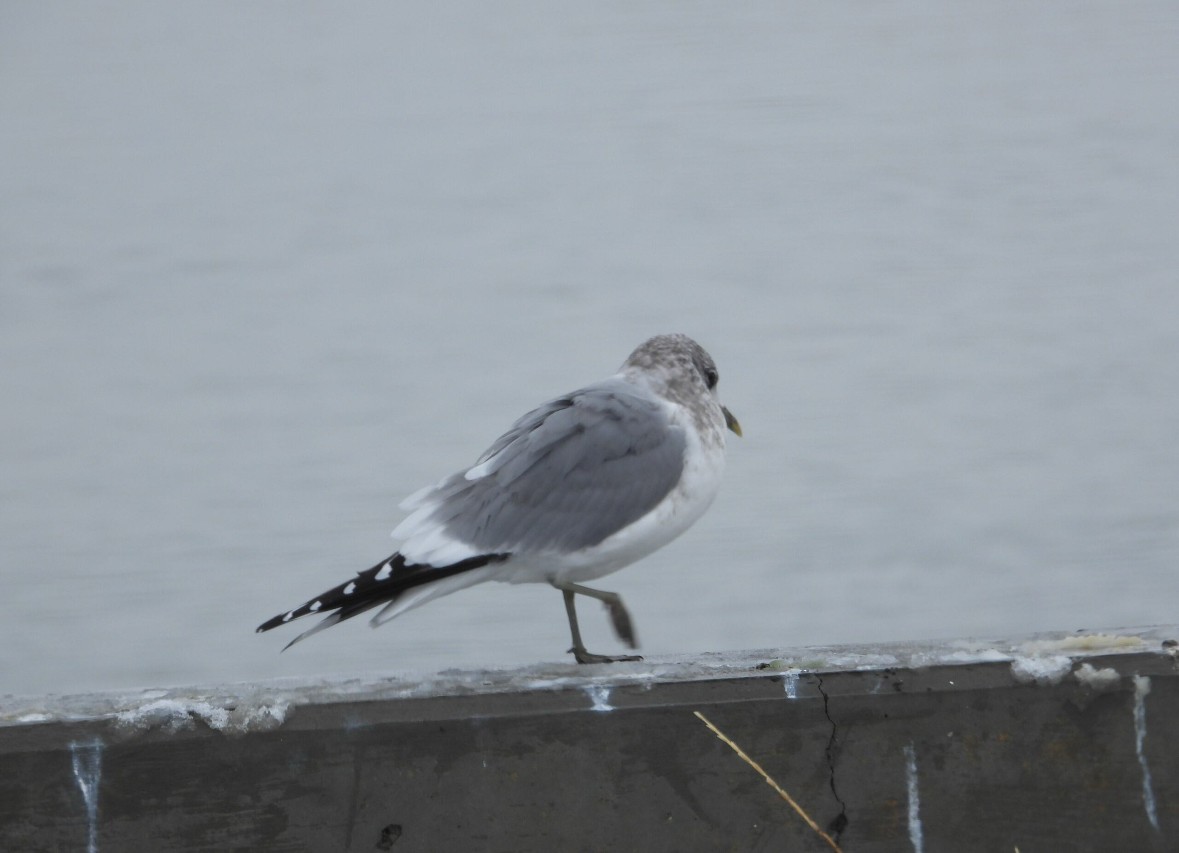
(552, 580, 643, 664)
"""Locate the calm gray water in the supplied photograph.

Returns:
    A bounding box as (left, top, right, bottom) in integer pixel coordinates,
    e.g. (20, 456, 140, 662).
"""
(3, 2, 1178, 696)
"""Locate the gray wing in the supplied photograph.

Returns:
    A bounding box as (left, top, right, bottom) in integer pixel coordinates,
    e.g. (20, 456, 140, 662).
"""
(416, 378, 687, 555)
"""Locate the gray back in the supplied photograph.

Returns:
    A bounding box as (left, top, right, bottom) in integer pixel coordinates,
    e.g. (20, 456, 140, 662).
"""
(424, 378, 687, 554)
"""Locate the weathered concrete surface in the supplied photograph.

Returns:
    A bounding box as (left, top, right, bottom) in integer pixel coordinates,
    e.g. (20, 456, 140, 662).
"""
(2, 627, 1177, 852)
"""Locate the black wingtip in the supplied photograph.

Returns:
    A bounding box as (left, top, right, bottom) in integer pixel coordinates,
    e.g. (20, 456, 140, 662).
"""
(255, 613, 291, 634)
(256, 551, 511, 648)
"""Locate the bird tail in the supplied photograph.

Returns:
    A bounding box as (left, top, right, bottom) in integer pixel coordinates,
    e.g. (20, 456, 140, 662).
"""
(256, 552, 508, 650)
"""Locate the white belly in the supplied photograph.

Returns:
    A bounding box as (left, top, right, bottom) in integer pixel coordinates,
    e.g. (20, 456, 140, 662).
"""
(502, 411, 728, 585)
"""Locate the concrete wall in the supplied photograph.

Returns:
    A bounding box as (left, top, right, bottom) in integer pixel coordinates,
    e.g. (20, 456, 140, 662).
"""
(2, 628, 1176, 852)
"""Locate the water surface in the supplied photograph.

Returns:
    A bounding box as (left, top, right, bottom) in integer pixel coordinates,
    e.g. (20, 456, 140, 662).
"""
(2, 2, 1177, 695)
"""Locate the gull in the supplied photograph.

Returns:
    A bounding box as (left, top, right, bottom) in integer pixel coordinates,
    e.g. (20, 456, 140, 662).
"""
(257, 333, 741, 664)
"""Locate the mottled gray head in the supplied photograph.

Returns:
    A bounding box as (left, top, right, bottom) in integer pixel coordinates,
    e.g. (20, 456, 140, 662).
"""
(622, 334, 742, 437)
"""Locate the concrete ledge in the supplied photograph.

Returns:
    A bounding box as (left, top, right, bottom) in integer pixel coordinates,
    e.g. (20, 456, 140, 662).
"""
(2, 627, 1177, 852)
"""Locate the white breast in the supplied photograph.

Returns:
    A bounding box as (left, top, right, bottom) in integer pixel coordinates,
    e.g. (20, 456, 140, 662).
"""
(502, 401, 728, 585)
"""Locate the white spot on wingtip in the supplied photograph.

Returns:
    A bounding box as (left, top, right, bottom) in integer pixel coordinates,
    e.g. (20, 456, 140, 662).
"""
(70, 739, 103, 853)
(309, 600, 322, 612)
(281, 612, 293, 623)
(904, 742, 923, 853)
(1133, 675, 1160, 833)
(343, 582, 356, 595)
(585, 685, 613, 712)
(375, 563, 393, 581)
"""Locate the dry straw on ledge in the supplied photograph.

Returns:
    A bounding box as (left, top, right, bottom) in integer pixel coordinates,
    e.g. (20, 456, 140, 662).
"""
(694, 710, 844, 853)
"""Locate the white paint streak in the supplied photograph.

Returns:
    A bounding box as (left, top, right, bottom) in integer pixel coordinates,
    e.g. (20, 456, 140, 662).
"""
(70, 739, 103, 853)
(1133, 675, 1160, 833)
(904, 742, 924, 853)
(585, 685, 613, 712)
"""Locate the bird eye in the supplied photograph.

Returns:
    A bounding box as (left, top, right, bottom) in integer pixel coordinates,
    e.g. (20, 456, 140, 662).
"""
(704, 367, 718, 389)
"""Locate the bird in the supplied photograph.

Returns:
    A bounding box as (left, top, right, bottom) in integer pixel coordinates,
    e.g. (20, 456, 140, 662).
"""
(257, 333, 741, 664)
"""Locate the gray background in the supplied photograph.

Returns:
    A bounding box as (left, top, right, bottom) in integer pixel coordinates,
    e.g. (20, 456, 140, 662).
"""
(2, 1, 1177, 696)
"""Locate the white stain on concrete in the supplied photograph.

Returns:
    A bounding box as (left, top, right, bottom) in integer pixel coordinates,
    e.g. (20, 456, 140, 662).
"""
(70, 739, 103, 853)
(1009, 655, 1073, 685)
(114, 698, 287, 734)
(783, 668, 801, 699)
(1133, 675, 1160, 833)
(585, 684, 613, 712)
(1073, 663, 1121, 692)
(904, 742, 924, 853)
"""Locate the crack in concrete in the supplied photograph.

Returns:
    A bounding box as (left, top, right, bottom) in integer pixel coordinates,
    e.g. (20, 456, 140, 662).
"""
(815, 674, 849, 841)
